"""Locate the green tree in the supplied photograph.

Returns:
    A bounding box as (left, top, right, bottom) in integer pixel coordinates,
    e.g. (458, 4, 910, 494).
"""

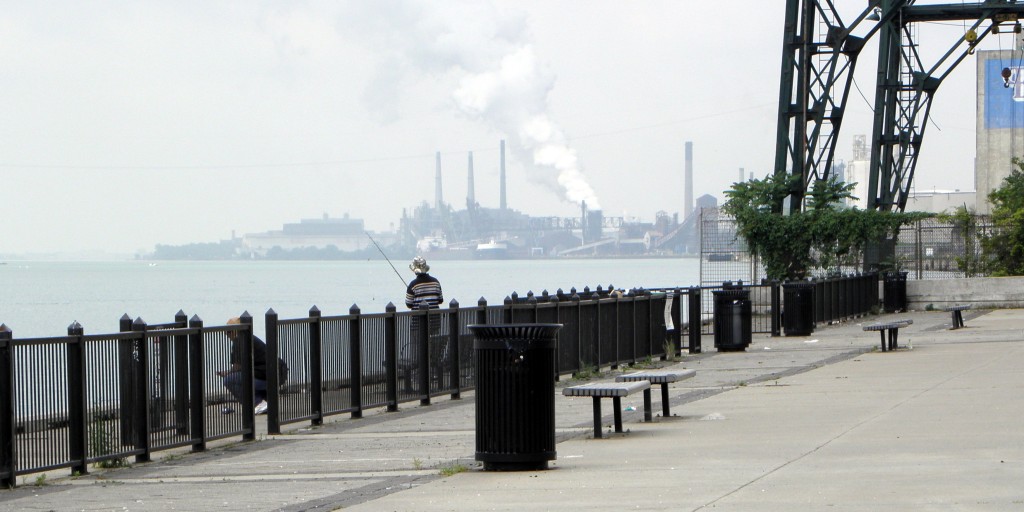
(983, 158, 1024, 276)
(723, 174, 924, 281)
(937, 205, 984, 277)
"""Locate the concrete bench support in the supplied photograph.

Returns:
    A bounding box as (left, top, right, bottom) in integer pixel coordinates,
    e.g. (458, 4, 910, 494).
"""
(563, 381, 651, 439)
(863, 319, 913, 352)
(943, 304, 971, 330)
(616, 369, 697, 419)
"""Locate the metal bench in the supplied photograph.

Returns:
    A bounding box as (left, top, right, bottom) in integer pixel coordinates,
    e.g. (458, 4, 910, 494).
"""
(863, 319, 913, 352)
(563, 381, 651, 438)
(943, 304, 971, 330)
(615, 369, 697, 420)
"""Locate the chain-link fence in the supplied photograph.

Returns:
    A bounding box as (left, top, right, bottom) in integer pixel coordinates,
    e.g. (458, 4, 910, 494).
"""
(699, 207, 994, 283)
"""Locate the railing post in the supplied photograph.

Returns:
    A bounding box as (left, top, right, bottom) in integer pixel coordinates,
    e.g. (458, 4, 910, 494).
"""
(503, 295, 514, 324)
(571, 292, 583, 372)
(0, 324, 14, 489)
(118, 314, 137, 448)
(308, 306, 324, 425)
(592, 291, 602, 368)
(239, 312, 256, 441)
(687, 287, 702, 354)
(417, 304, 430, 406)
(349, 305, 364, 418)
(384, 303, 398, 412)
(670, 289, 683, 355)
(188, 315, 206, 452)
(770, 281, 782, 337)
(476, 297, 488, 325)
(448, 299, 461, 400)
(173, 310, 189, 437)
(550, 294, 561, 381)
(131, 317, 152, 461)
(265, 308, 282, 435)
(67, 321, 88, 476)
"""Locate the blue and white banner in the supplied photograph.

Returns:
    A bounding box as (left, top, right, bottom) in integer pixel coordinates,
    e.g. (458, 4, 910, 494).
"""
(985, 58, 1024, 129)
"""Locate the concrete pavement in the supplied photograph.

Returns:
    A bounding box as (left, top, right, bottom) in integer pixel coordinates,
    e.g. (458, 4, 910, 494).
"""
(2, 307, 1022, 511)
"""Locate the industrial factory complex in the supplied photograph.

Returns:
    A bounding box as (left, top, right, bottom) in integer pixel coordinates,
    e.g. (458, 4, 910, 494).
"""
(149, 47, 1024, 261)
(233, 140, 710, 261)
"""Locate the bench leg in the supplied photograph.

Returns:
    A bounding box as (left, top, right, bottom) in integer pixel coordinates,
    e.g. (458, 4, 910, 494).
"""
(660, 383, 671, 418)
(643, 388, 652, 422)
(879, 331, 887, 352)
(889, 328, 899, 350)
(591, 397, 603, 439)
(613, 397, 623, 432)
(946, 309, 962, 329)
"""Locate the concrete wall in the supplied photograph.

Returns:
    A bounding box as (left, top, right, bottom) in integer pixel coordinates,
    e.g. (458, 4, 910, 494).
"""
(907, 276, 1024, 310)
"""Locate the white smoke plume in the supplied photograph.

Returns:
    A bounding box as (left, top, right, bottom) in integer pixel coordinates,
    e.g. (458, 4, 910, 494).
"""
(340, 1, 601, 209)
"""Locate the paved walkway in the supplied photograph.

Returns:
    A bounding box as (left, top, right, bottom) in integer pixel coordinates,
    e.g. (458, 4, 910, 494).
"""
(2, 308, 1022, 511)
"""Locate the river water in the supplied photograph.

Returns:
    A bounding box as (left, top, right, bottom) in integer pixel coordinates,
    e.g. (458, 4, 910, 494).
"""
(1, 258, 702, 338)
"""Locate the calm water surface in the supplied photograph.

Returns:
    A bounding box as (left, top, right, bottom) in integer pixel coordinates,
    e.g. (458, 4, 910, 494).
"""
(1, 258, 701, 338)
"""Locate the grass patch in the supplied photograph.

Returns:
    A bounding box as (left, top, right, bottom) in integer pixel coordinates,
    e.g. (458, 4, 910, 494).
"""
(439, 463, 468, 477)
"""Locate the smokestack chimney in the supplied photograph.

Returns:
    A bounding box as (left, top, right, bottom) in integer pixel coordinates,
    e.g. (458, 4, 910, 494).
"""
(434, 152, 443, 209)
(738, 167, 744, 184)
(467, 151, 475, 209)
(499, 139, 507, 211)
(684, 141, 693, 219)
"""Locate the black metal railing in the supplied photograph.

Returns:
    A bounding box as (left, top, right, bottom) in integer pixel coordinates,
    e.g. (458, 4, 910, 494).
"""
(0, 276, 878, 487)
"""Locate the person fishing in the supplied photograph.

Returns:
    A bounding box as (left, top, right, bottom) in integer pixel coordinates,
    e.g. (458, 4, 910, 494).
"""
(401, 256, 444, 391)
(405, 256, 443, 311)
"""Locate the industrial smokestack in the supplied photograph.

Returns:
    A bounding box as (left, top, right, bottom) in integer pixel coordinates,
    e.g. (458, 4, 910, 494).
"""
(435, 152, 443, 209)
(499, 139, 507, 211)
(738, 167, 744, 184)
(684, 141, 693, 220)
(467, 151, 476, 209)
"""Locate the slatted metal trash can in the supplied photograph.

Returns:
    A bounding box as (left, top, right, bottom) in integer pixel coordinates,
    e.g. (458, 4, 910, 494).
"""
(712, 282, 752, 351)
(469, 323, 561, 471)
(883, 271, 908, 313)
(783, 281, 816, 336)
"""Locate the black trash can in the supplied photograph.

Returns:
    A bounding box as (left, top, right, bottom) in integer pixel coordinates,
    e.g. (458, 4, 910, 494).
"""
(883, 271, 908, 313)
(469, 323, 561, 471)
(782, 281, 816, 336)
(712, 282, 751, 352)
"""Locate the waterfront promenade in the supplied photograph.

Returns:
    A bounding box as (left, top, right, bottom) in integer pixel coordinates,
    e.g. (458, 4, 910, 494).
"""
(2, 307, 1022, 511)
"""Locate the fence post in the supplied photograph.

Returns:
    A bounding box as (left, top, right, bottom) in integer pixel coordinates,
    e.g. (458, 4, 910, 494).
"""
(670, 289, 683, 355)
(172, 310, 189, 437)
(118, 314, 137, 448)
(0, 325, 14, 489)
(238, 312, 256, 441)
(448, 299, 461, 400)
(384, 303, 398, 412)
(417, 304, 430, 406)
(770, 282, 781, 337)
(308, 306, 324, 425)
(504, 295, 514, 324)
(593, 291, 603, 368)
(131, 317, 152, 461)
(476, 297, 488, 326)
(265, 308, 282, 435)
(188, 315, 206, 452)
(550, 294, 562, 381)
(67, 321, 88, 476)
(688, 287, 702, 354)
(349, 305, 364, 418)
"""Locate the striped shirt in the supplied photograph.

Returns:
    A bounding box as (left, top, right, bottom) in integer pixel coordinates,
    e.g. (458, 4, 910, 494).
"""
(405, 273, 444, 309)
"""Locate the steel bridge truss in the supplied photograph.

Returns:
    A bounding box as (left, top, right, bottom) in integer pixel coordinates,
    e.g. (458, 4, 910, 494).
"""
(776, 0, 1024, 215)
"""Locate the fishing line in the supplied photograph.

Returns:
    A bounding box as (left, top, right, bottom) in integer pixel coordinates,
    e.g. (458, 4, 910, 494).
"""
(364, 232, 408, 287)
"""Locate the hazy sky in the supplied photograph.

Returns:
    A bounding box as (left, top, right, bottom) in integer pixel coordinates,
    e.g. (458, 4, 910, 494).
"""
(1, 1, 992, 255)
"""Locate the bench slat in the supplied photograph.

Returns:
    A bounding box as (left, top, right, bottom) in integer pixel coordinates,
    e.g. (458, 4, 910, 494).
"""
(616, 369, 696, 384)
(563, 381, 650, 397)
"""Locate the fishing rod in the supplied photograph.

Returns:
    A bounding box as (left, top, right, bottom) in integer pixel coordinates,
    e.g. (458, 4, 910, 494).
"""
(364, 232, 408, 287)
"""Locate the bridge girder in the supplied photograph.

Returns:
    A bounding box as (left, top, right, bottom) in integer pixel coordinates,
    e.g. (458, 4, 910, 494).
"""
(775, 0, 1024, 216)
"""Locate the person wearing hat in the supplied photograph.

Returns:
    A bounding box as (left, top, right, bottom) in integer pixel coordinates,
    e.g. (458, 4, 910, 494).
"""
(401, 256, 444, 391)
(216, 317, 270, 415)
(405, 256, 443, 310)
